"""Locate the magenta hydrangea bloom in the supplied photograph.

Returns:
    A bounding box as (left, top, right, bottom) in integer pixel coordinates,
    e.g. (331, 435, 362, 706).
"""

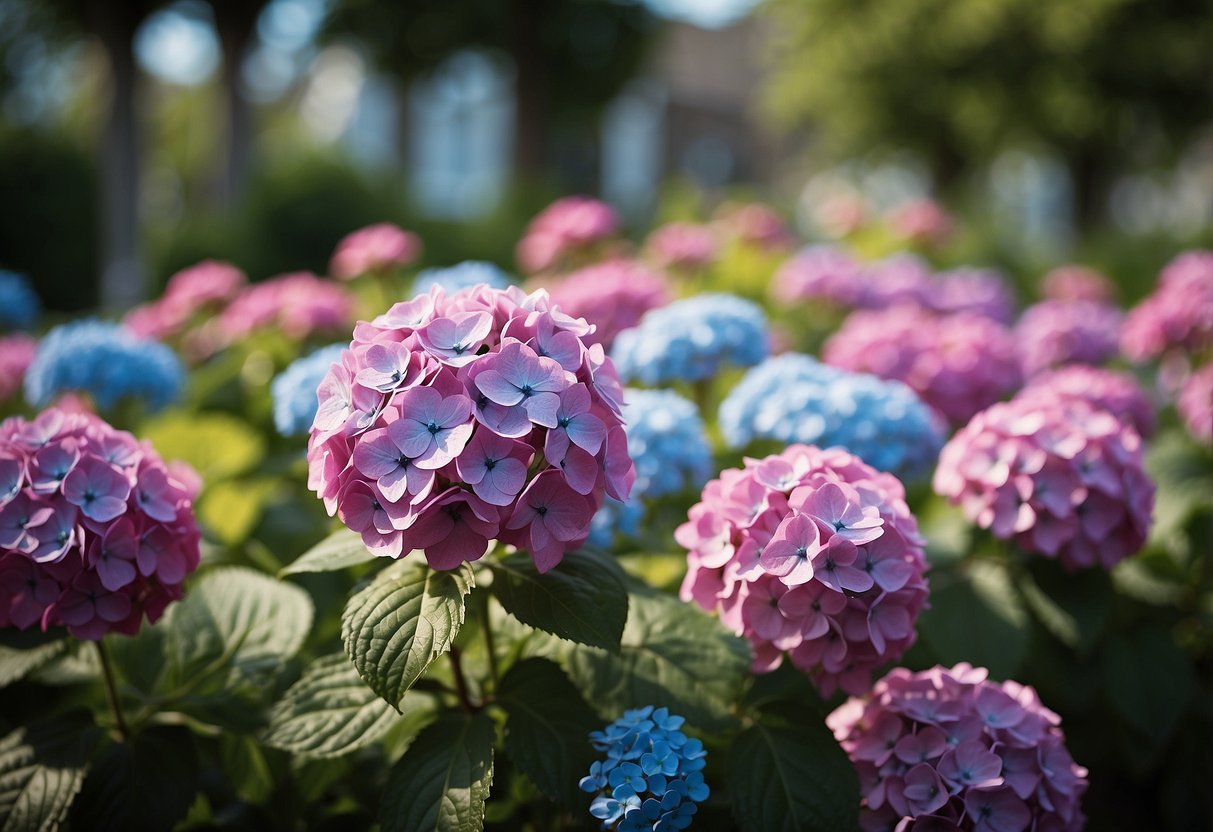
(1014, 300, 1123, 376)
(824, 305, 1022, 425)
(828, 663, 1088, 832)
(678, 444, 929, 696)
(218, 272, 354, 344)
(771, 245, 866, 307)
(1042, 265, 1115, 304)
(1121, 250, 1213, 362)
(888, 198, 953, 245)
(125, 260, 247, 341)
(307, 283, 634, 573)
(1178, 364, 1213, 445)
(0, 334, 36, 405)
(546, 260, 672, 350)
(0, 408, 201, 640)
(516, 196, 620, 275)
(645, 221, 719, 270)
(329, 222, 423, 280)
(1017, 365, 1155, 439)
(934, 396, 1154, 571)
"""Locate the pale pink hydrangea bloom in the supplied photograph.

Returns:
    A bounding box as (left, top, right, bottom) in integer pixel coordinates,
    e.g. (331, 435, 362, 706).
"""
(813, 191, 869, 239)
(1121, 250, 1213, 362)
(307, 283, 634, 573)
(715, 202, 797, 250)
(125, 260, 247, 340)
(1015, 300, 1123, 376)
(645, 222, 719, 270)
(218, 272, 354, 343)
(1178, 364, 1213, 445)
(0, 334, 37, 405)
(771, 245, 866, 307)
(934, 397, 1154, 571)
(516, 196, 620, 275)
(1017, 365, 1155, 439)
(0, 408, 201, 639)
(829, 663, 1088, 832)
(1042, 265, 1115, 304)
(824, 305, 1022, 425)
(546, 260, 672, 350)
(888, 198, 954, 245)
(678, 444, 929, 696)
(329, 223, 423, 281)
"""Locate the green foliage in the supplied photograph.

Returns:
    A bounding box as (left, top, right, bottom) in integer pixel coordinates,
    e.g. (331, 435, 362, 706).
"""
(280, 528, 379, 577)
(71, 727, 199, 832)
(917, 559, 1029, 679)
(0, 715, 95, 832)
(0, 632, 68, 690)
(138, 411, 265, 482)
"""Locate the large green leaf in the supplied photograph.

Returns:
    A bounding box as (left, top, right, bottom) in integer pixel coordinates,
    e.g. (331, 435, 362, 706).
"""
(0, 715, 95, 832)
(488, 549, 628, 651)
(918, 560, 1028, 680)
(280, 528, 379, 577)
(380, 711, 494, 832)
(263, 653, 400, 758)
(1145, 431, 1213, 544)
(138, 411, 265, 483)
(1102, 626, 1193, 744)
(562, 586, 750, 731)
(0, 631, 68, 690)
(729, 705, 858, 832)
(342, 561, 474, 709)
(496, 658, 599, 808)
(70, 727, 199, 832)
(1018, 560, 1111, 656)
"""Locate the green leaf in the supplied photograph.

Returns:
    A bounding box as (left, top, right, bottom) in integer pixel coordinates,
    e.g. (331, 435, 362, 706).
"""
(1145, 431, 1213, 543)
(496, 659, 599, 808)
(729, 705, 858, 832)
(918, 560, 1028, 680)
(342, 561, 474, 709)
(71, 727, 199, 832)
(280, 528, 379, 577)
(1102, 626, 1193, 744)
(0, 715, 95, 832)
(263, 653, 400, 758)
(197, 477, 279, 545)
(563, 585, 750, 730)
(380, 711, 494, 832)
(0, 631, 68, 690)
(488, 549, 628, 651)
(138, 411, 265, 483)
(1018, 560, 1111, 655)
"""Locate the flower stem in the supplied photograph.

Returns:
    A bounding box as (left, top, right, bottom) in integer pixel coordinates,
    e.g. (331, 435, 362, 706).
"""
(95, 640, 129, 742)
(481, 593, 500, 687)
(448, 645, 474, 711)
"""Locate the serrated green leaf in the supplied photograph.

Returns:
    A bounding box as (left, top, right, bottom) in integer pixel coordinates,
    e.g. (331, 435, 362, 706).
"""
(1102, 627, 1193, 744)
(0, 631, 68, 690)
(70, 727, 198, 832)
(0, 715, 95, 832)
(281, 528, 380, 577)
(343, 561, 473, 709)
(729, 707, 858, 832)
(496, 658, 599, 809)
(562, 586, 749, 731)
(488, 549, 628, 651)
(918, 560, 1028, 680)
(263, 653, 400, 758)
(380, 711, 494, 832)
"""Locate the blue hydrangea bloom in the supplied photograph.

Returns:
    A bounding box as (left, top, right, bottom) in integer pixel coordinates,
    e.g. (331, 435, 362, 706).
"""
(24, 320, 184, 412)
(718, 353, 943, 481)
(0, 270, 41, 330)
(588, 497, 645, 549)
(413, 261, 511, 295)
(580, 706, 709, 832)
(610, 294, 768, 385)
(271, 343, 346, 436)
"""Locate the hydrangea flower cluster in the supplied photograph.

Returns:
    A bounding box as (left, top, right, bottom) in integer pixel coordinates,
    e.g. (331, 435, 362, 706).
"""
(828, 663, 1088, 832)
(1042, 265, 1114, 303)
(24, 320, 184, 412)
(516, 196, 620, 274)
(0, 270, 41, 330)
(271, 343, 346, 437)
(218, 272, 354, 344)
(1017, 365, 1155, 439)
(579, 706, 708, 832)
(414, 261, 510, 295)
(770, 245, 865, 307)
(611, 294, 768, 386)
(0, 334, 37, 405)
(679, 444, 929, 695)
(1178, 364, 1212, 444)
(548, 261, 672, 350)
(1014, 300, 1123, 376)
(888, 198, 953, 245)
(716, 202, 795, 249)
(928, 268, 1016, 323)
(329, 222, 422, 280)
(823, 305, 1022, 425)
(719, 354, 944, 482)
(860, 253, 935, 310)
(124, 260, 247, 340)
(1121, 250, 1213, 362)
(307, 284, 634, 572)
(0, 408, 202, 639)
(934, 396, 1154, 571)
(645, 222, 718, 270)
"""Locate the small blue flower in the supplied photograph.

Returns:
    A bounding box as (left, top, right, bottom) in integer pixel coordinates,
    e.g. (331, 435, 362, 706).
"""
(0, 270, 40, 330)
(610, 294, 768, 385)
(24, 319, 184, 412)
(271, 343, 346, 436)
(413, 261, 511, 295)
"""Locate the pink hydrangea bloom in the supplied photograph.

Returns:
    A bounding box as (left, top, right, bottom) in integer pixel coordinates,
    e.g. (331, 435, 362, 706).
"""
(1121, 250, 1213, 362)
(934, 397, 1154, 571)
(715, 202, 797, 250)
(888, 198, 953, 245)
(1178, 364, 1213, 445)
(1017, 365, 1155, 439)
(771, 245, 866, 306)
(307, 283, 634, 573)
(125, 260, 247, 340)
(645, 222, 719, 270)
(829, 663, 1088, 832)
(929, 268, 1016, 323)
(860, 253, 936, 310)
(824, 305, 1022, 425)
(0, 334, 36, 405)
(678, 444, 929, 696)
(218, 272, 354, 344)
(516, 196, 620, 275)
(1015, 300, 1123, 376)
(0, 408, 201, 640)
(1042, 265, 1115, 304)
(329, 223, 423, 280)
(546, 260, 672, 349)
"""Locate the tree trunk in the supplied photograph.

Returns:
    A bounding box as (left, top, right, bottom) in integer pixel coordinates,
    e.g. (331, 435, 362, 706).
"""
(214, 5, 260, 209)
(1071, 150, 1109, 233)
(508, 0, 549, 180)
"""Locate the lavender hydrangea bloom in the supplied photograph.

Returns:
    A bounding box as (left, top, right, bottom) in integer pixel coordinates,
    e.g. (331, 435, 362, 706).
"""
(0, 270, 41, 330)
(271, 343, 347, 436)
(24, 320, 184, 411)
(1015, 299, 1123, 376)
(719, 354, 943, 481)
(413, 261, 510, 295)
